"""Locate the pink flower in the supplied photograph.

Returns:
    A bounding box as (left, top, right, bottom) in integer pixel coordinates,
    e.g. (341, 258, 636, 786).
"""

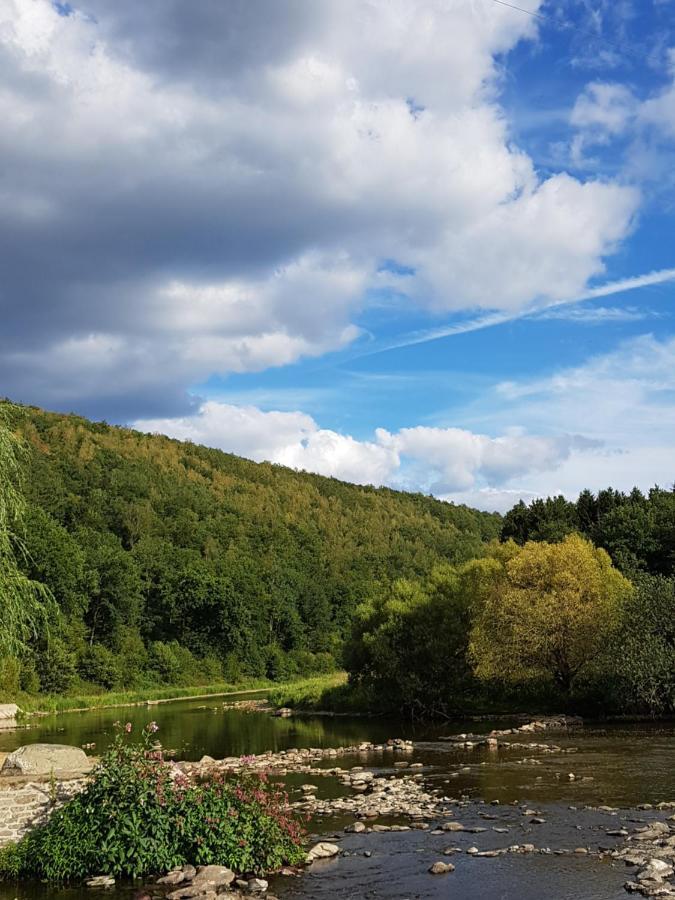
(147, 721, 159, 733)
(125, 722, 133, 733)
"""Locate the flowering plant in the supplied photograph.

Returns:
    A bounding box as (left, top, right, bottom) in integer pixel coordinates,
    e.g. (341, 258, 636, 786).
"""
(1, 723, 305, 881)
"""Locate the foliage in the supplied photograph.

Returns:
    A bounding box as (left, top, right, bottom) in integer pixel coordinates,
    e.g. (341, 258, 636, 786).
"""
(0, 402, 57, 659)
(0, 723, 305, 882)
(344, 549, 515, 717)
(611, 574, 675, 714)
(501, 486, 675, 577)
(3, 400, 499, 694)
(470, 535, 632, 693)
(267, 671, 348, 709)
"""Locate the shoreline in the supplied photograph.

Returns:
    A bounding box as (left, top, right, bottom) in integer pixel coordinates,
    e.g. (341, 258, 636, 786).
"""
(10, 672, 346, 719)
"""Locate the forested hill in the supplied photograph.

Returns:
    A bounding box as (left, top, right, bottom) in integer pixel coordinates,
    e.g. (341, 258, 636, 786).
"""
(8, 402, 500, 691)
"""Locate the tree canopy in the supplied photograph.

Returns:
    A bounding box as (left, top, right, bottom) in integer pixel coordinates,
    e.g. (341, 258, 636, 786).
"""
(469, 534, 632, 693)
(0, 404, 55, 659)
(1, 401, 500, 693)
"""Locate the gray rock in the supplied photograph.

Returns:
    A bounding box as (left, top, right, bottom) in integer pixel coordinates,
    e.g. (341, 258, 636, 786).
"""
(248, 878, 268, 892)
(306, 842, 340, 862)
(1, 743, 94, 776)
(193, 865, 235, 887)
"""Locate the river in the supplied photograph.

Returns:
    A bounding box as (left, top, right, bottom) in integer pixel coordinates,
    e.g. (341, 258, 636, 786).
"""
(1, 694, 673, 900)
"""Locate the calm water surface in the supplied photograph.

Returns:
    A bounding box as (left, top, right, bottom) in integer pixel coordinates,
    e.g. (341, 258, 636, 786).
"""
(1, 696, 673, 900)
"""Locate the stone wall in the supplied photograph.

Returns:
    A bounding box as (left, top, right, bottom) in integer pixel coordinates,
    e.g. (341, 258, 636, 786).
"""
(0, 778, 85, 846)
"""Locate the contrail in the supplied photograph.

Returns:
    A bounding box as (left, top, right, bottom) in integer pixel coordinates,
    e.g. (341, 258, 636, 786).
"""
(364, 267, 675, 356)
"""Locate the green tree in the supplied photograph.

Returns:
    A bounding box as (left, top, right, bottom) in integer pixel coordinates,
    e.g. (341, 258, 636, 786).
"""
(0, 403, 55, 658)
(470, 534, 631, 694)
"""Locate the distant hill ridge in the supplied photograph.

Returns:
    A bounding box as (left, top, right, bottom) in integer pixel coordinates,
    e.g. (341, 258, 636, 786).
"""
(5, 402, 501, 690)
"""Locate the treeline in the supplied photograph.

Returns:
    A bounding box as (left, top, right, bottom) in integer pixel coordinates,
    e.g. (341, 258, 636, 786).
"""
(0, 401, 500, 696)
(345, 488, 675, 718)
(501, 487, 675, 576)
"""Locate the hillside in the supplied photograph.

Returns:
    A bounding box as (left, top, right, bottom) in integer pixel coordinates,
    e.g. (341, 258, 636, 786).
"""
(4, 402, 500, 693)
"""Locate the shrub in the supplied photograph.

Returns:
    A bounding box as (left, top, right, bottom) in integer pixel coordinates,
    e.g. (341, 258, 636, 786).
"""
(78, 644, 122, 689)
(36, 637, 76, 694)
(0, 656, 20, 694)
(1, 723, 305, 882)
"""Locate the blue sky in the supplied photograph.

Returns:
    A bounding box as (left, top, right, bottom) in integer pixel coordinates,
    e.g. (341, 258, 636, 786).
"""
(2, 1, 674, 510)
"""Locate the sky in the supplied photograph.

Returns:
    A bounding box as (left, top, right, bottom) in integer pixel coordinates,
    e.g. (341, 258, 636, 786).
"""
(1, 0, 674, 512)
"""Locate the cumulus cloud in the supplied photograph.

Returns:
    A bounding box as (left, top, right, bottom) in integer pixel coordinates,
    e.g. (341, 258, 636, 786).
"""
(132, 333, 675, 511)
(134, 401, 593, 503)
(0, 0, 639, 416)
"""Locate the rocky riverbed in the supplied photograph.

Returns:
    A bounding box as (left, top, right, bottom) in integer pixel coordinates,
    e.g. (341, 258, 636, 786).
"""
(2, 714, 674, 900)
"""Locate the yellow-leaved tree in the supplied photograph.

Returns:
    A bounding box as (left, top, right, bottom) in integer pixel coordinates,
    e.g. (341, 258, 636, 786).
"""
(469, 534, 632, 694)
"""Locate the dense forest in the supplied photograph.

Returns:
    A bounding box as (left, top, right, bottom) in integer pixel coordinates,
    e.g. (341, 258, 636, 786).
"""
(345, 487, 675, 718)
(1, 400, 672, 717)
(0, 401, 499, 695)
(501, 488, 675, 576)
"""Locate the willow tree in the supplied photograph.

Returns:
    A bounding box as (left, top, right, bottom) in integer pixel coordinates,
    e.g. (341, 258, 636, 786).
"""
(469, 534, 632, 694)
(0, 402, 54, 658)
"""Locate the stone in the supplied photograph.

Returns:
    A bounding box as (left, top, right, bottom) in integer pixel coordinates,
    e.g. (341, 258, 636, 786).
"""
(85, 875, 115, 888)
(345, 821, 366, 833)
(306, 842, 340, 863)
(0, 704, 20, 720)
(248, 878, 268, 892)
(1, 743, 94, 776)
(192, 865, 235, 888)
(274, 708, 293, 718)
(441, 821, 464, 831)
(158, 870, 186, 886)
(429, 861, 455, 874)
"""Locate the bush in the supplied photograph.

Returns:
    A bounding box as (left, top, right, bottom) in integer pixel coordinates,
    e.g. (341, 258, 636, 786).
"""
(78, 644, 122, 689)
(36, 637, 77, 694)
(0, 656, 20, 695)
(0, 724, 305, 882)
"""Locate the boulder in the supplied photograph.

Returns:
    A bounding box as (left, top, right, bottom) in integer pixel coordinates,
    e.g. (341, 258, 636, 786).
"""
(306, 842, 340, 863)
(0, 704, 20, 720)
(1, 743, 94, 776)
(192, 866, 235, 888)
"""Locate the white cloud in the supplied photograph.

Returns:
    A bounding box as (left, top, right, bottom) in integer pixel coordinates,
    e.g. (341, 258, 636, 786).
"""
(132, 333, 675, 511)
(0, 0, 640, 414)
(135, 401, 400, 487)
(133, 402, 593, 501)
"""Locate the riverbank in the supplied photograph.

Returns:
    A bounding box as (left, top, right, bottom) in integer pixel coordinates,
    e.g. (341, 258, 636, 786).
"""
(7, 672, 346, 716)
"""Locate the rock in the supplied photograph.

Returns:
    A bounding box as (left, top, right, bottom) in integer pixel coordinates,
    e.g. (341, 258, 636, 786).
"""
(306, 842, 340, 863)
(1, 743, 94, 776)
(429, 861, 455, 874)
(0, 704, 20, 720)
(274, 708, 293, 718)
(441, 821, 465, 831)
(85, 875, 115, 888)
(158, 870, 186, 885)
(345, 821, 366, 833)
(248, 877, 268, 892)
(192, 866, 235, 888)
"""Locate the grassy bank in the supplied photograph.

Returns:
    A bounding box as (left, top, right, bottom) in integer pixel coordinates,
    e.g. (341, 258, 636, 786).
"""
(8, 672, 347, 716)
(267, 672, 353, 710)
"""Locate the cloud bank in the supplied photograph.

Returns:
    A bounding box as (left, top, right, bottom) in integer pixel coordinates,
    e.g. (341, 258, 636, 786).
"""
(0, 0, 639, 416)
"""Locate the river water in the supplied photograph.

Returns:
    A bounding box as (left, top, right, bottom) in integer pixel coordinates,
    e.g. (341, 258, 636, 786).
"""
(1, 694, 673, 900)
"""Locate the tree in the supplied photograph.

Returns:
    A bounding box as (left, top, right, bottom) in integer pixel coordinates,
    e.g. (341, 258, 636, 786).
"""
(470, 534, 631, 694)
(0, 403, 55, 658)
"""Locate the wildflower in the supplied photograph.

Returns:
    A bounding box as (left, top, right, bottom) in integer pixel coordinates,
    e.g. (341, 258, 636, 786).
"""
(125, 722, 133, 733)
(147, 721, 159, 734)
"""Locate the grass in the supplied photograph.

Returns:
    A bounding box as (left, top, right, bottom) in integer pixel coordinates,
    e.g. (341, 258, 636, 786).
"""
(267, 671, 349, 710)
(8, 674, 347, 716)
